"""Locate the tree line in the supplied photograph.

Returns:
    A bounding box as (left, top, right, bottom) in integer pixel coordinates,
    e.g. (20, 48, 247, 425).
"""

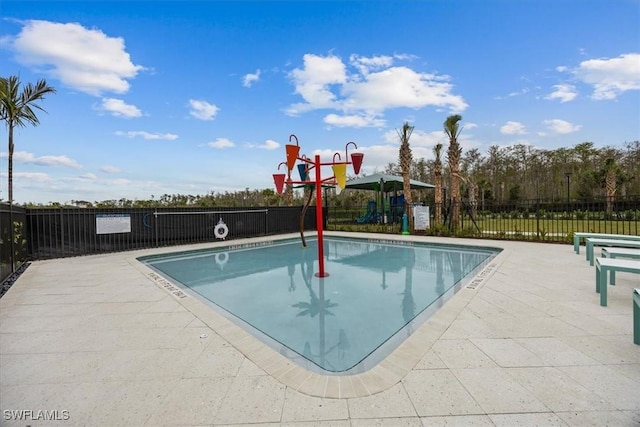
(3, 75, 638, 227)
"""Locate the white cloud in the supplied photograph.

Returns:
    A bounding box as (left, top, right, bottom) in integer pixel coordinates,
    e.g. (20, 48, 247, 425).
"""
(544, 119, 582, 134)
(287, 54, 347, 114)
(545, 84, 577, 103)
(343, 66, 467, 113)
(100, 165, 121, 173)
(242, 69, 261, 87)
(349, 54, 394, 75)
(3, 151, 82, 169)
(500, 121, 527, 135)
(324, 114, 385, 128)
(12, 172, 52, 183)
(98, 98, 142, 118)
(508, 88, 529, 97)
(7, 20, 144, 96)
(382, 129, 447, 148)
(207, 138, 234, 149)
(189, 99, 219, 120)
(574, 53, 640, 100)
(78, 173, 97, 180)
(247, 139, 280, 150)
(286, 53, 467, 121)
(115, 131, 178, 140)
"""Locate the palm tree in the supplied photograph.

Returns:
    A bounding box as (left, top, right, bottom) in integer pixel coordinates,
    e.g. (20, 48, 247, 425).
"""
(397, 122, 414, 232)
(433, 143, 443, 224)
(444, 114, 463, 229)
(1, 76, 56, 204)
(1, 76, 55, 272)
(601, 158, 619, 216)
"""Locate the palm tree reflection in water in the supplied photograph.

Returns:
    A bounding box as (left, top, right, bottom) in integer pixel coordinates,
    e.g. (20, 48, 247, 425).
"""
(293, 248, 349, 371)
(400, 247, 417, 336)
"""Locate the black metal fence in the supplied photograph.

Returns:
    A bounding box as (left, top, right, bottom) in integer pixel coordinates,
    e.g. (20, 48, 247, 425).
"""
(3, 196, 639, 284)
(1, 204, 28, 284)
(327, 196, 640, 242)
(0, 205, 320, 284)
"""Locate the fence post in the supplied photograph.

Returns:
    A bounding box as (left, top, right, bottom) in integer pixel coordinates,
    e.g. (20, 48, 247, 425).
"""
(154, 209, 158, 247)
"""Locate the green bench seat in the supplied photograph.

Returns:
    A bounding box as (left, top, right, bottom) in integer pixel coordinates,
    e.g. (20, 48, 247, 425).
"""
(595, 257, 640, 307)
(635, 288, 640, 345)
(586, 238, 640, 266)
(601, 248, 640, 285)
(574, 232, 640, 254)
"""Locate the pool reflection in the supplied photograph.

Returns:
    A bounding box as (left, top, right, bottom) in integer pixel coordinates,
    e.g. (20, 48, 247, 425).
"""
(140, 238, 498, 373)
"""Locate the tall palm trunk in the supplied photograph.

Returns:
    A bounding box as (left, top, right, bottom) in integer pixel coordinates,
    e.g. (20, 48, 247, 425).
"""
(1, 76, 56, 272)
(603, 159, 618, 215)
(397, 122, 414, 232)
(285, 183, 293, 206)
(8, 126, 14, 204)
(468, 179, 478, 220)
(444, 115, 463, 230)
(433, 144, 443, 224)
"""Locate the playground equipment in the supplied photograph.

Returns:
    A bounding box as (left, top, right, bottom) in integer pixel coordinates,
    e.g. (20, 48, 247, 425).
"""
(273, 135, 364, 277)
(356, 201, 377, 224)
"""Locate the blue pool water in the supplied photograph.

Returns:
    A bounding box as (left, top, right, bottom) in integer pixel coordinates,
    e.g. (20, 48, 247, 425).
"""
(138, 237, 499, 373)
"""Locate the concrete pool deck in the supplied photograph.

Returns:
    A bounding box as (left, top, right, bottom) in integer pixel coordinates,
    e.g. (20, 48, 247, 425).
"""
(1, 232, 639, 426)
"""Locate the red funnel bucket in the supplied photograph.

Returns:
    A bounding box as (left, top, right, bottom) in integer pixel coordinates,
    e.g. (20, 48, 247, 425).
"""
(285, 144, 300, 171)
(351, 152, 364, 175)
(273, 173, 286, 194)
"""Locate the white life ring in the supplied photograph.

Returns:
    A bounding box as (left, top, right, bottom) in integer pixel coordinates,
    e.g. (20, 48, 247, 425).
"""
(214, 222, 229, 239)
(215, 252, 229, 268)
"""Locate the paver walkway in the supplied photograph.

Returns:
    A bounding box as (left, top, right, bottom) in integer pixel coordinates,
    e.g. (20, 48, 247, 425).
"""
(1, 233, 638, 426)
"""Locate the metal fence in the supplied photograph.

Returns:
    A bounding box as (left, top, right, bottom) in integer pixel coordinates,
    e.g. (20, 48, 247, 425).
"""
(0, 204, 28, 284)
(3, 196, 639, 284)
(327, 196, 640, 242)
(0, 205, 320, 284)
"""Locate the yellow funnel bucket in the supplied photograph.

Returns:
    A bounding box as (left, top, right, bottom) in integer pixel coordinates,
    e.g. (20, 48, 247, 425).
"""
(332, 163, 347, 189)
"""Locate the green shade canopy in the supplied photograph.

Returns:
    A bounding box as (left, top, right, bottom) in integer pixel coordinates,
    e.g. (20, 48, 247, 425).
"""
(345, 173, 435, 192)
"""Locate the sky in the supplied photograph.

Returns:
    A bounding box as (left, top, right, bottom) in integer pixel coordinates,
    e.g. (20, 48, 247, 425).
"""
(0, 0, 639, 205)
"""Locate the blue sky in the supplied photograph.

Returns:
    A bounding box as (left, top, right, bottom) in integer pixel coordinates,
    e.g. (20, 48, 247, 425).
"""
(1, 0, 639, 204)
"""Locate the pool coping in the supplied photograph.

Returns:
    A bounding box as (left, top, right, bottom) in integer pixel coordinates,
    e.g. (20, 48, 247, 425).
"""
(128, 231, 509, 398)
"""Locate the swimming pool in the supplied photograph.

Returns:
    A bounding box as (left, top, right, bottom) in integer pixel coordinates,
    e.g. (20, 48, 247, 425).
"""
(138, 237, 500, 374)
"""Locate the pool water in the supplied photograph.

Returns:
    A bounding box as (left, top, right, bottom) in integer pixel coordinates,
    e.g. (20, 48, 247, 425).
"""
(138, 237, 499, 373)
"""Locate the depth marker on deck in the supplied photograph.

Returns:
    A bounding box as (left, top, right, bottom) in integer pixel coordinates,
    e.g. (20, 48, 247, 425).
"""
(148, 271, 188, 299)
(466, 263, 497, 290)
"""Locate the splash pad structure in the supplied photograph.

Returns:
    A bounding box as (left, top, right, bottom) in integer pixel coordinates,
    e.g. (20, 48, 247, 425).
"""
(273, 134, 364, 277)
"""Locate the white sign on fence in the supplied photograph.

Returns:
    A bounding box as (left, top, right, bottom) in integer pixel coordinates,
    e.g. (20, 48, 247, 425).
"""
(96, 214, 131, 235)
(413, 205, 430, 231)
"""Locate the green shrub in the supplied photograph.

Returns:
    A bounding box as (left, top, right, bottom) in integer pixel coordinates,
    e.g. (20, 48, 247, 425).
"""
(537, 227, 547, 240)
(455, 226, 481, 238)
(427, 223, 452, 237)
(513, 227, 523, 239)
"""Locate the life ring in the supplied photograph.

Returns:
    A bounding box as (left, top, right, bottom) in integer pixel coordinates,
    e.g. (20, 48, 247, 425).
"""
(215, 252, 229, 267)
(214, 222, 229, 239)
(142, 213, 152, 229)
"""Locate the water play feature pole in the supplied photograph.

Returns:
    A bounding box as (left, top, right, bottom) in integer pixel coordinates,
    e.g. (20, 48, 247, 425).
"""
(273, 135, 363, 277)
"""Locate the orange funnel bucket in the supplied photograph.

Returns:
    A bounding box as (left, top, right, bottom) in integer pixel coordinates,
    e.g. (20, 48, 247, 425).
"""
(273, 173, 286, 194)
(332, 163, 347, 189)
(351, 152, 364, 175)
(285, 144, 300, 171)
